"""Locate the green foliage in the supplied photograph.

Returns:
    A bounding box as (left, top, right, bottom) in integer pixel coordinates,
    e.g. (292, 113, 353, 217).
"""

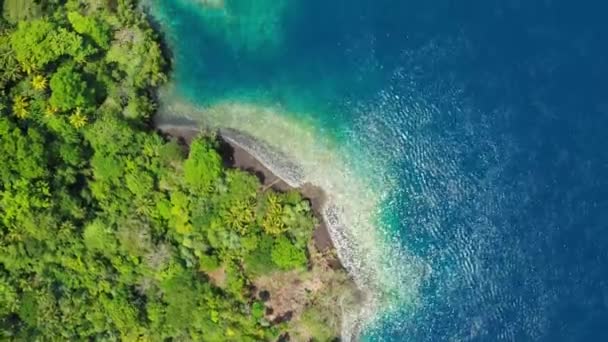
(0, 277, 18, 316)
(106, 25, 166, 89)
(0, 118, 48, 181)
(271, 236, 307, 270)
(123, 93, 156, 119)
(83, 219, 117, 254)
(260, 193, 287, 235)
(251, 301, 265, 320)
(199, 253, 220, 272)
(170, 190, 192, 234)
(2, 0, 43, 24)
(0, 1, 320, 340)
(11, 19, 87, 71)
(184, 137, 222, 192)
(224, 261, 246, 300)
(0, 34, 22, 88)
(299, 307, 337, 342)
(244, 235, 276, 276)
(67, 11, 111, 49)
(49, 64, 93, 110)
(281, 194, 316, 246)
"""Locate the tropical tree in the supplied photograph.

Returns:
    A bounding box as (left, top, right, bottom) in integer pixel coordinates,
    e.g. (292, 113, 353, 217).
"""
(220, 199, 256, 234)
(11, 95, 28, 119)
(49, 64, 93, 110)
(68, 107, 87, 128)
(271, 235, 307, 270)
(0, 1, 327, 340)
(67, 11, 111, 49)
(31, 74, 47, 91)
(183, 138, 222, 193)
(261, 193, 287, 235)
(11, 19, 84, 70)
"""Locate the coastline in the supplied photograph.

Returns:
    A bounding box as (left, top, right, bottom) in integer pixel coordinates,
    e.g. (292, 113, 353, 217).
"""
(157, 124, 364, 340)
(153, 102, 419, 341)
(146, 0, 430, 338)
(156, 124, 339, 258)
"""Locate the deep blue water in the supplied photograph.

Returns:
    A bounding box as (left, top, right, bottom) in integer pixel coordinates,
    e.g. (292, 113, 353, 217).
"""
(150, 1, 608, 340)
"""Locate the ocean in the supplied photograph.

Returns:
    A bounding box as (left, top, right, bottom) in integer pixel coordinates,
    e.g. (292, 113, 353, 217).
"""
(147, 1, 608, 340)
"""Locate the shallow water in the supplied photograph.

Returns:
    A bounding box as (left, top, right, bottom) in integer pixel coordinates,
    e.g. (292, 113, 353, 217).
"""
(149, 1, 608, 340)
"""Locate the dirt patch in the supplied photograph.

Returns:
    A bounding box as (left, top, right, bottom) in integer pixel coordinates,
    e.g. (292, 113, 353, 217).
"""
(206, 266, 226, 288)
(253, 242, 361, 340)
(254, 270, 319, 323)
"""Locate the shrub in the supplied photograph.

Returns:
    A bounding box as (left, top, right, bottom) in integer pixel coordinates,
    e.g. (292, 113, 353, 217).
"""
(271, 236, 307, 270)
(49, 64, 94, 110)
(260, 193, 286, 235)
(199, 253, 220, 272)
(244, 235, 276, 276)
(183, 138, 222, 193)
(67, 11, 111, 49)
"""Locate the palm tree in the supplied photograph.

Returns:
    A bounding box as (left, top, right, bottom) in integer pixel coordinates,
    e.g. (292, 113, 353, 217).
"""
(262, 194, 286, 235)
(32, 75, 48, 91)
(2, 63, 21, 84)
(44, 106, 58, 118)
(69, 107, 87, 128)
(20, 60, 38, 76)
(12, 95, 29, 119)
(221, 200, 255, 235)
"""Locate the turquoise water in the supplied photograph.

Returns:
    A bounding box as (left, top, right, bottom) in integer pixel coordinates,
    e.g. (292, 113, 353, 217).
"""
(149, 1, 608, 341)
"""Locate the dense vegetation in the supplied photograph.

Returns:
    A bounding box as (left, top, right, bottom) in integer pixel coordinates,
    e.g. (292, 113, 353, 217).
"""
(0, 1, 328, 340)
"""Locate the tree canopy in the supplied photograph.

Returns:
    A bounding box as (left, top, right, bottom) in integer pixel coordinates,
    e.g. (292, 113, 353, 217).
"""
(49, 64, 94, 110)
(0, 1, 334, 340)
(11, 19, 87, 71)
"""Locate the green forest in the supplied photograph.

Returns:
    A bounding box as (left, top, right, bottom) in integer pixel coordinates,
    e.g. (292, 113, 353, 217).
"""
(0, 1, 354, 340)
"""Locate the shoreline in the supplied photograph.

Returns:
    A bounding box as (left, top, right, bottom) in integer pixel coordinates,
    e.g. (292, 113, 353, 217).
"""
(157, 124, 342, 265)
(156, 120, 373, 341)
